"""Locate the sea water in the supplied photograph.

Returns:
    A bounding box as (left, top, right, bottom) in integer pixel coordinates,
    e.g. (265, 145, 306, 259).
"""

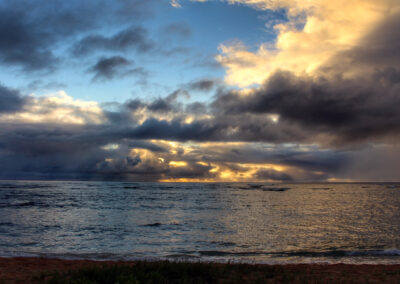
(1, 181, 400, 264)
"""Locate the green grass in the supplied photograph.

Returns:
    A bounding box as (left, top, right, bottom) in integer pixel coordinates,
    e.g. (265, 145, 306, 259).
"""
(32, 261, 400, 284)
(33, 261, 294, 284)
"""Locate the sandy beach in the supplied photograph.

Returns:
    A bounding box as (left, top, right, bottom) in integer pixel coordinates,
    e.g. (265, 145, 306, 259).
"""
(1, 257, 400, 283)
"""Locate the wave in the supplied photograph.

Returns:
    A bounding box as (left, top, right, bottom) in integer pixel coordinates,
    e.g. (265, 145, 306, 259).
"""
(141, 222, 181, 227)
(262, 187, 290, 192)
(1, 249, 400, 264)
(241, 184, 291, 192)
(14, 201, 36, 207)
(311, 187, 331, 190)
(8, 201, 51, 208)
(273, 249, 400, 257)
(387, 185, 400, 189)
(143, 222, 162, 227)
(183, 249, 400, 258)
(346, 249, 400, 256)
(0, 183, 54, 189)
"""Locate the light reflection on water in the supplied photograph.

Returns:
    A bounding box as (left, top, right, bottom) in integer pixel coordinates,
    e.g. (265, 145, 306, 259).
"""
(0, 181, 400, 263)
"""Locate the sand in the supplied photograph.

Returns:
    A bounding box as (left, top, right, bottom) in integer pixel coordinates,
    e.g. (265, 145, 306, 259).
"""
(1, 257, 400, 283)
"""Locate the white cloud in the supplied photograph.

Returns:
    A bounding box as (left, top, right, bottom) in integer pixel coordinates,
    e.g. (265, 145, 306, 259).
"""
(170, 0, 182, 8)
(0, 90, 105, 124)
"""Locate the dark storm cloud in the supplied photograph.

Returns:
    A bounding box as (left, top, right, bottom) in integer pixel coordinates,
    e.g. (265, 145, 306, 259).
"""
(106, 100, 309, 143)
(148, 99, 176, 112)
(121, 114, 304, 144)
(148, 89, 189, 113)
(2, 64, 399, 183)
(205, 11, 400, 144)
(0, 123, 110, 156)
(0, 84, 27, 113)
(125, 89, 190, 114)
(187, 79, 218, 91)
(100, 12, 400, 145)
(72, 26, 154, 56)
(0, 121, 220, 181)
(279, 151, 348, 173)
(0, 0, 155, 71)
(127, 118, 218, 141)
(125, 99, 146, 111)
(211, 68, 400, 145)
(374, 68, 400, 85)
(0, 9, 58, 71)
(186, 102, 208, 114)
(128, 141, 168, 153)
(324, 11, 400, 74)
(89, 56, 146, 81)
(206, 11, 400, 145)
(0, 122, 144, 180)
(0, 118, 347, 181)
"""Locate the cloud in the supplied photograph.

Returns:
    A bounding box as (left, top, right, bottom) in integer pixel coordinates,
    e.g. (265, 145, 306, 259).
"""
(206, 7, 400, 146)
(212, 70, 400, 145)
(0, 112, 344, 181)
(0, 0, 399, 181)
(89, 56, 146, 81)
(0, 0, 155, 72)
(102, 57, 400, 147)
(72, 26, 154, 56)
(208, 8, 400, 146)
(128, 141, 169, 153)
(214, 0, 399, 87)
(0, 82, 396, 181)
(321, 10, 400, 79)
(170, 0, 182, 8)
(0, 9, 58, 71)
(3, 60, 399, 180)
(170, 0, 208, 8)
(187, 79, 219, 91)
(0, 90, 104, 124)
(0, 84, 27, 113)
(122, 89, 192, 126)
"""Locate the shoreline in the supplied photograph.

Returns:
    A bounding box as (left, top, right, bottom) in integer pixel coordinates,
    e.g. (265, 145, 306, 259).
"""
(2, 257, 400, 283)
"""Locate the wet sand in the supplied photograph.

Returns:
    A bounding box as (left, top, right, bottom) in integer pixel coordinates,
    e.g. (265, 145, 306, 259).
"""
(1, 257, 400, 283)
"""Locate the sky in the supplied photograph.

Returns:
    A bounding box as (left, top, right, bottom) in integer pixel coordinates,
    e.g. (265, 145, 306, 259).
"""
(0, 0, 399, 182)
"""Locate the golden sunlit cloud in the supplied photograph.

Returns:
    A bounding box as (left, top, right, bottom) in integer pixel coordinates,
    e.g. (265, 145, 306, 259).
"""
(0, 91, 105, 124)
(125, 139, 301, 182)
(215, 0, 398, 87)
(159, 162, 291, 182)
(159, 178, 217, 182)
(169, 161, 188, 167)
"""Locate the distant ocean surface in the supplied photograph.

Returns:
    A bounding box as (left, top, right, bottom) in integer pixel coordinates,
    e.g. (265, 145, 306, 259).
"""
(1, 181, 400, 264)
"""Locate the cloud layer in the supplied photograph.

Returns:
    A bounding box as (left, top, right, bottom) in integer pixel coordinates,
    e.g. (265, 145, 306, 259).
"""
(0, 0, 399, 181)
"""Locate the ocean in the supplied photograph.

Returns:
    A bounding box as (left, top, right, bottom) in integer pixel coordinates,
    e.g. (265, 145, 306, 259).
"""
(1, 181, 400, 264)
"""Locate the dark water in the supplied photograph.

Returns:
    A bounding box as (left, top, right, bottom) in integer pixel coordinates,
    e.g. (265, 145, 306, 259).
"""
(1, 181, 400, 264)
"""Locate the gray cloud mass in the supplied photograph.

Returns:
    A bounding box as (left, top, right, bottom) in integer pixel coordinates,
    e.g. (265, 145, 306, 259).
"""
(0, 4, 399, 181)
(72, 26, 154, 56)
